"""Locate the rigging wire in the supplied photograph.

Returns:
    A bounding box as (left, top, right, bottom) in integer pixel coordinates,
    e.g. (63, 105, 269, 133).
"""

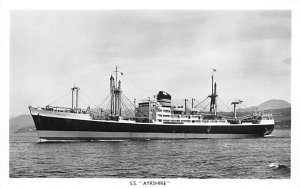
(104, 97, 111, 112)
(122, 100, 134, 115)
(123, 101, 135, 114)
(122, 76, 152, 94)
(215, 102, 227, 113)
(120, 97, 134, 117)
(121, 94, 135, 112)
(122, 93, 136, 108)
(94, 92, 111, 109)
(194, 99, 209, 110)
(194, 97, 209, 108)
(121, 94, 136, 116)
(80, 89, 98, 107)
(119, 97, 127, 116)
(201, 102, 211, 112)
(47, 89, 71, 106)
(77, 95, 89, 108)
(218, 97, 232, 112)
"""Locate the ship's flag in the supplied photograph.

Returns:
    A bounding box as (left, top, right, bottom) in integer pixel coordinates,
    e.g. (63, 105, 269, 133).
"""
(213, 69, 217, 72)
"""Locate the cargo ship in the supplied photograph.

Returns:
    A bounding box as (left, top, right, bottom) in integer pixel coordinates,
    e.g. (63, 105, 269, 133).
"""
(29, 67, 274, 141)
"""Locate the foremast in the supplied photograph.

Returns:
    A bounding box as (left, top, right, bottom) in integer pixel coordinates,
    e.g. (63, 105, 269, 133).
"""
(110, 66, 122, 117)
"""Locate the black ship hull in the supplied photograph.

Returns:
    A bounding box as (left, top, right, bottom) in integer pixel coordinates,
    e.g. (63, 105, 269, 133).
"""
(31, 114, 275, 141)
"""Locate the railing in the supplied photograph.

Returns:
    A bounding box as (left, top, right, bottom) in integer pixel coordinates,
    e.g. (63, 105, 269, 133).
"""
(42, 105, 89, 114)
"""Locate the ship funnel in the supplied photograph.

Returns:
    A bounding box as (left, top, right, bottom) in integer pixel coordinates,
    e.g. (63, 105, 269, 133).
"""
(157, 91, 171, 107)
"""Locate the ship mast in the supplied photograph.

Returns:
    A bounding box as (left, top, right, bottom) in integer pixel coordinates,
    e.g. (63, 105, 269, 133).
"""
(184, 99, 188, 113)
(110, 66, 122, 117)
(231, 100, 243, 119)
(209, 69, 217, 116)
(71, 86, 80, 113)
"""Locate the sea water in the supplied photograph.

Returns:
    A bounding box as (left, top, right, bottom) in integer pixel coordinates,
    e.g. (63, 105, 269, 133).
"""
(9, 129, 290, 178)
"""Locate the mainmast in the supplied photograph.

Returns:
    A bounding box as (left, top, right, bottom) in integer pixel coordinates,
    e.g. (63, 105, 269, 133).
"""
(209, 69, 217, 116)
(110, 75, 115, 115)
(115, 66, 118, 90)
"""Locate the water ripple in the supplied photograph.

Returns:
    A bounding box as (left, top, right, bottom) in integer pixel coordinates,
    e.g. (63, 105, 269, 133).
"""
(10, 129, 290, 178)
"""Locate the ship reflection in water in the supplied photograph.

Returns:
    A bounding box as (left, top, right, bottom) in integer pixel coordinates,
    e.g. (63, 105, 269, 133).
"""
(9, 129, 290, 178)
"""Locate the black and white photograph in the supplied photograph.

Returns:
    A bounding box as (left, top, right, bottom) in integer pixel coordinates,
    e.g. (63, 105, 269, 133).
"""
(1, 0, 299, 187)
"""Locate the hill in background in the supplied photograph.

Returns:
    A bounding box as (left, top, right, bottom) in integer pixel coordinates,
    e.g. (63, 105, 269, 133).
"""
(237, 99, 291, 112)
(234, 99, 291, 129)
(9, 115, 35, 133)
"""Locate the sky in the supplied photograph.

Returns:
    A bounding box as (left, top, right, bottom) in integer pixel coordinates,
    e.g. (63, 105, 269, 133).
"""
(10, 10, 291, 117)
